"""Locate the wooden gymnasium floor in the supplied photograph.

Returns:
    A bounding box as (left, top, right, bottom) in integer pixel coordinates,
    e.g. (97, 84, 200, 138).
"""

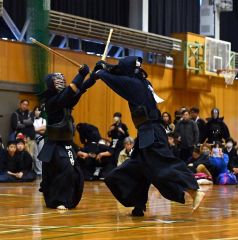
(0, 180, 238, 240)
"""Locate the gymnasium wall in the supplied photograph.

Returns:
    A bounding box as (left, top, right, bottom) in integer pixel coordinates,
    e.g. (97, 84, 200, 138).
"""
(0, 40, 238, 144)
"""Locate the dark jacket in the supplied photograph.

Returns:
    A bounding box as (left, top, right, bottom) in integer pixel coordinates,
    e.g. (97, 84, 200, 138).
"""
(223, 147, 238, 171)
(10, 109, 35, 139)
(196, 118, 207, 144)
(0, 148, 7, 173)
(175, 120, 199, 148)
(7, 150, 33, 174)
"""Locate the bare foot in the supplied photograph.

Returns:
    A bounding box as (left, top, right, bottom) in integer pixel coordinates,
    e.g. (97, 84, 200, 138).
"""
(57, 205, 68, 210)
(192, 191, 205, 212)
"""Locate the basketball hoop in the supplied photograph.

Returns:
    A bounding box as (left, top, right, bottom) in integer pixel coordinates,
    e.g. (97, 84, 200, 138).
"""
(217, 69, 237, 87)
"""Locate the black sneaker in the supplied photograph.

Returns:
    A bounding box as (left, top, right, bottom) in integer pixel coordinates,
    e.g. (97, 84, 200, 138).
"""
(131, 207, 144, 217)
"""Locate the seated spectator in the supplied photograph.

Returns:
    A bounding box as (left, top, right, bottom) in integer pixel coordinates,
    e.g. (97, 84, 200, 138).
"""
(15, 133, 29, 152)
(187, 146, 213, 179)
(200, 143, 229, 183)
(117, 137, 134, 166)
(76, 123, 101, 145)
(211, 141, 224, 157)
(0, 139, 36, 182)
(76, 123, 114, 180)
(223, 138, 238, 174)
(212, 140, 238, 185)
(78, 138, 114, 180)
(0, 141, 17, 180)
(167, 132, 180, 158)
(161, 112, 175, 134)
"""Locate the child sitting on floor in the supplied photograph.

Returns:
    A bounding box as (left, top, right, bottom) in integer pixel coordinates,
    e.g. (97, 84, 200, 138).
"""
(0, 140, 36, 182)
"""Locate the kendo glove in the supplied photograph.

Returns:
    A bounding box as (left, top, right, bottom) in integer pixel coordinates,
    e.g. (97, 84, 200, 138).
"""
(81, 71, 99, 91)
(90, 71, 101, 80)
(94, 60, 107, 72)
(78, 64, 90, 77)
(72, 64, 90, 89)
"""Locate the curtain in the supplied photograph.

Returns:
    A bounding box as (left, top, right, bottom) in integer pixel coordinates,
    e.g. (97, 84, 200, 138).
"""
(1, 0, 129, 39)
(220, 0, 238, 52)
(51, 0, 129, 27)
(149, 0, 200, 36)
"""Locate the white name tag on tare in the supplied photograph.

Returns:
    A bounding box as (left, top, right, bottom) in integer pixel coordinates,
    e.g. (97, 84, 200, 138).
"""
(148, 85, 164, 103)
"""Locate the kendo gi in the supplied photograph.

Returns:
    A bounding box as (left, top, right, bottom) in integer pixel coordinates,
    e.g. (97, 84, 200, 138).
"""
(94, 56, 199, 214)
(205, 108, 230, 144)
(76, 123, 114, 180)
(38, 67, 90, 209)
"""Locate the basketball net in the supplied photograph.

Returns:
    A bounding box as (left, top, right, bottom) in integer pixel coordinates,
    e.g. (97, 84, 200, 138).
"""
(217, 69, 237, 87)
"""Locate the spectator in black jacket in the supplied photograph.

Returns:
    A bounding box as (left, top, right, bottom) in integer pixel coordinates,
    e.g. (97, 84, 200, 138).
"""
(10, 99, 36, 157)
(175, 109, 199, 162)
(108, 112, 129, 161)
(190, 107, 206, 144)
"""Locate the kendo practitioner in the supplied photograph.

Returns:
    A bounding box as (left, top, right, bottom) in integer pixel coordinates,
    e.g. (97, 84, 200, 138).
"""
(38, 65, 91, 210)
(205, 108, 230, 144)
(76, 123, 114, 180)
(92, 56, 205, 216)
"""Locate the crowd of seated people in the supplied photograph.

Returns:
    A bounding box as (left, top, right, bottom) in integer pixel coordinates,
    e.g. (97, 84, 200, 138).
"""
(162, 106, 238, 185)
(75, 120, 134, 181)
(73, 107, 237, 185)
(1, 108, 133, 183)
(1, 104, 238, 186)
(7, 99, 46, 176)
(0, 99, 47, 182)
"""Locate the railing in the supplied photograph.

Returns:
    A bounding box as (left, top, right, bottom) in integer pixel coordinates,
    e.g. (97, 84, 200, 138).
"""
(49, 10, 182, 55)
(0, 0, 3, 16)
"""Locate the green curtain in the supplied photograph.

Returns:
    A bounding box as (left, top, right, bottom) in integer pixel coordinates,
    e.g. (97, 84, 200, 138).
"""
(27, 0, 49, 93)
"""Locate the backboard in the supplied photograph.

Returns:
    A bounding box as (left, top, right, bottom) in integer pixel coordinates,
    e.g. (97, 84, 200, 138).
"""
(205, 37, 231, 73)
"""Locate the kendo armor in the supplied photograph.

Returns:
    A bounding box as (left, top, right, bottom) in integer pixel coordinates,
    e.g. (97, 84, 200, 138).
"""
(129, 104, 160, 129)
(47, 109, 74, 141)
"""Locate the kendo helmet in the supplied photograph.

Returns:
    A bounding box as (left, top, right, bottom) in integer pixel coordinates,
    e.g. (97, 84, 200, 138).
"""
(76, 123, 101, 144)
(45, 72, 66, 93)
(111, 56, 147, 78)
(211, 108, 219, 119)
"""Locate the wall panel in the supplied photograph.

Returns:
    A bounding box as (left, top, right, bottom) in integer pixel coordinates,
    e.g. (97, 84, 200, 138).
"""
(1, 40, 238, 144)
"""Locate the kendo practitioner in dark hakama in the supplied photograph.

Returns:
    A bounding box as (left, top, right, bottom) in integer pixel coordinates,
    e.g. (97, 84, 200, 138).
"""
(92, 56, 205, 216)
(76, 123, 114, 180)
(205, 108, 230, 144)
(38, 65, 92, 210)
